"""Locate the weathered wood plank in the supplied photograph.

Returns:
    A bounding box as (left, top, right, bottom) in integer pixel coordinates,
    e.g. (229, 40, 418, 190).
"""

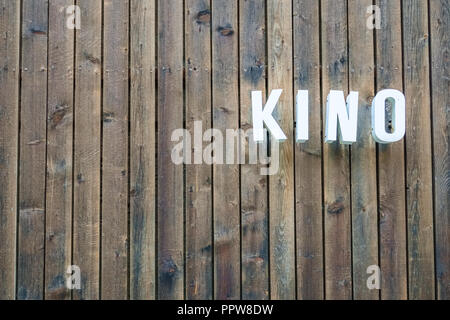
(267, 0, 296, 300)
(185, 0, 213, 300)
(17, 0, 48, 300)
(321, 0, 352, 300)
(0, 0, 445, 301)
(375, 0, 408, 300)
(130, 0, 156, 300)
(45, 0, 74, 300)
(102, 0, 129, 300)
(157, 0, 184, 300)
(73, 0, 102, 300)
(348, 0, 378, 300)
(430, 0, 450, 301)
(0, 0, 20, 300)
(239, 0, 269, 300)
(212, 0, 240, 300)
(402, 0, 435, 299)
(293, 0, 323, 300)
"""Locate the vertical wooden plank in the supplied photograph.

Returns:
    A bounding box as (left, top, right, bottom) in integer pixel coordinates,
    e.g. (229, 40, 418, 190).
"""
(102, 0, 129, 300)
(375, 0, 407, 300)
(212, 0, 240, 300)
(157, 0, 184, 300)
(267, 0, 296, 300)
(239, 0, 269, 300)
(73, 0, 102, 300)
(402, 0, 435, 299)
(0, 0, 20, 300)
(130, 0, 156, 300)
(430, 0, 450, 300)
(45, 0, 74, 300)
(293, 0, 324, 300)
(348, 0, 378, 300)
(321, 0, 352, 300)
(185, 0, 213, 300)
(17, 0, 48, 300)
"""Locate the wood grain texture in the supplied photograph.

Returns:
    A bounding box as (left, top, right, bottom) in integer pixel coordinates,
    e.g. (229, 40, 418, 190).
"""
(348, 0, 378, 300)
(185, 0, 213, 300)
(0, 0, 20, 300)
(402, 0, 435, 299)
(157, 0, 184, 300)
(212, 0, 240, 300)
(102, 0, 129, 300)
(429, 0, 449, 300)
(267, 0, 296, 300)
(293, 0, 324, 300)
(0, 0, 445, 301)
(375, 0, 408, 300)
(130, 0, 156, 300)
(45, 0, 74, 300)
(321, 0, 352, 300)
(239, 0, 269, 301)
(73, 0, 102, 300)
(17, 0, 48, 300)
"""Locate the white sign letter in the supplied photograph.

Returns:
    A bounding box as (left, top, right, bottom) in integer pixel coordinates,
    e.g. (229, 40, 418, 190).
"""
(252, 89, 287, 142)
(296, 90, 309, 142)
(325, 90, 359, 144)
(371, 89, 406, 144)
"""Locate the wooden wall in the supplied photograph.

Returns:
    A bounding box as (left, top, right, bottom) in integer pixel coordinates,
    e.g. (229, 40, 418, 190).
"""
(0, 0, 448, 300)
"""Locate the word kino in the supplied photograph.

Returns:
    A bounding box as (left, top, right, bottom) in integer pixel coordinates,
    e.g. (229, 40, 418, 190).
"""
(253, 89, 405, 144)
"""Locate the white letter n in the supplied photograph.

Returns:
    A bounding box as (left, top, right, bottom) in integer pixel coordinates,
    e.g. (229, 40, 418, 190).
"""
(252, 89, 287, 142)
(325, 90, 359, 144)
